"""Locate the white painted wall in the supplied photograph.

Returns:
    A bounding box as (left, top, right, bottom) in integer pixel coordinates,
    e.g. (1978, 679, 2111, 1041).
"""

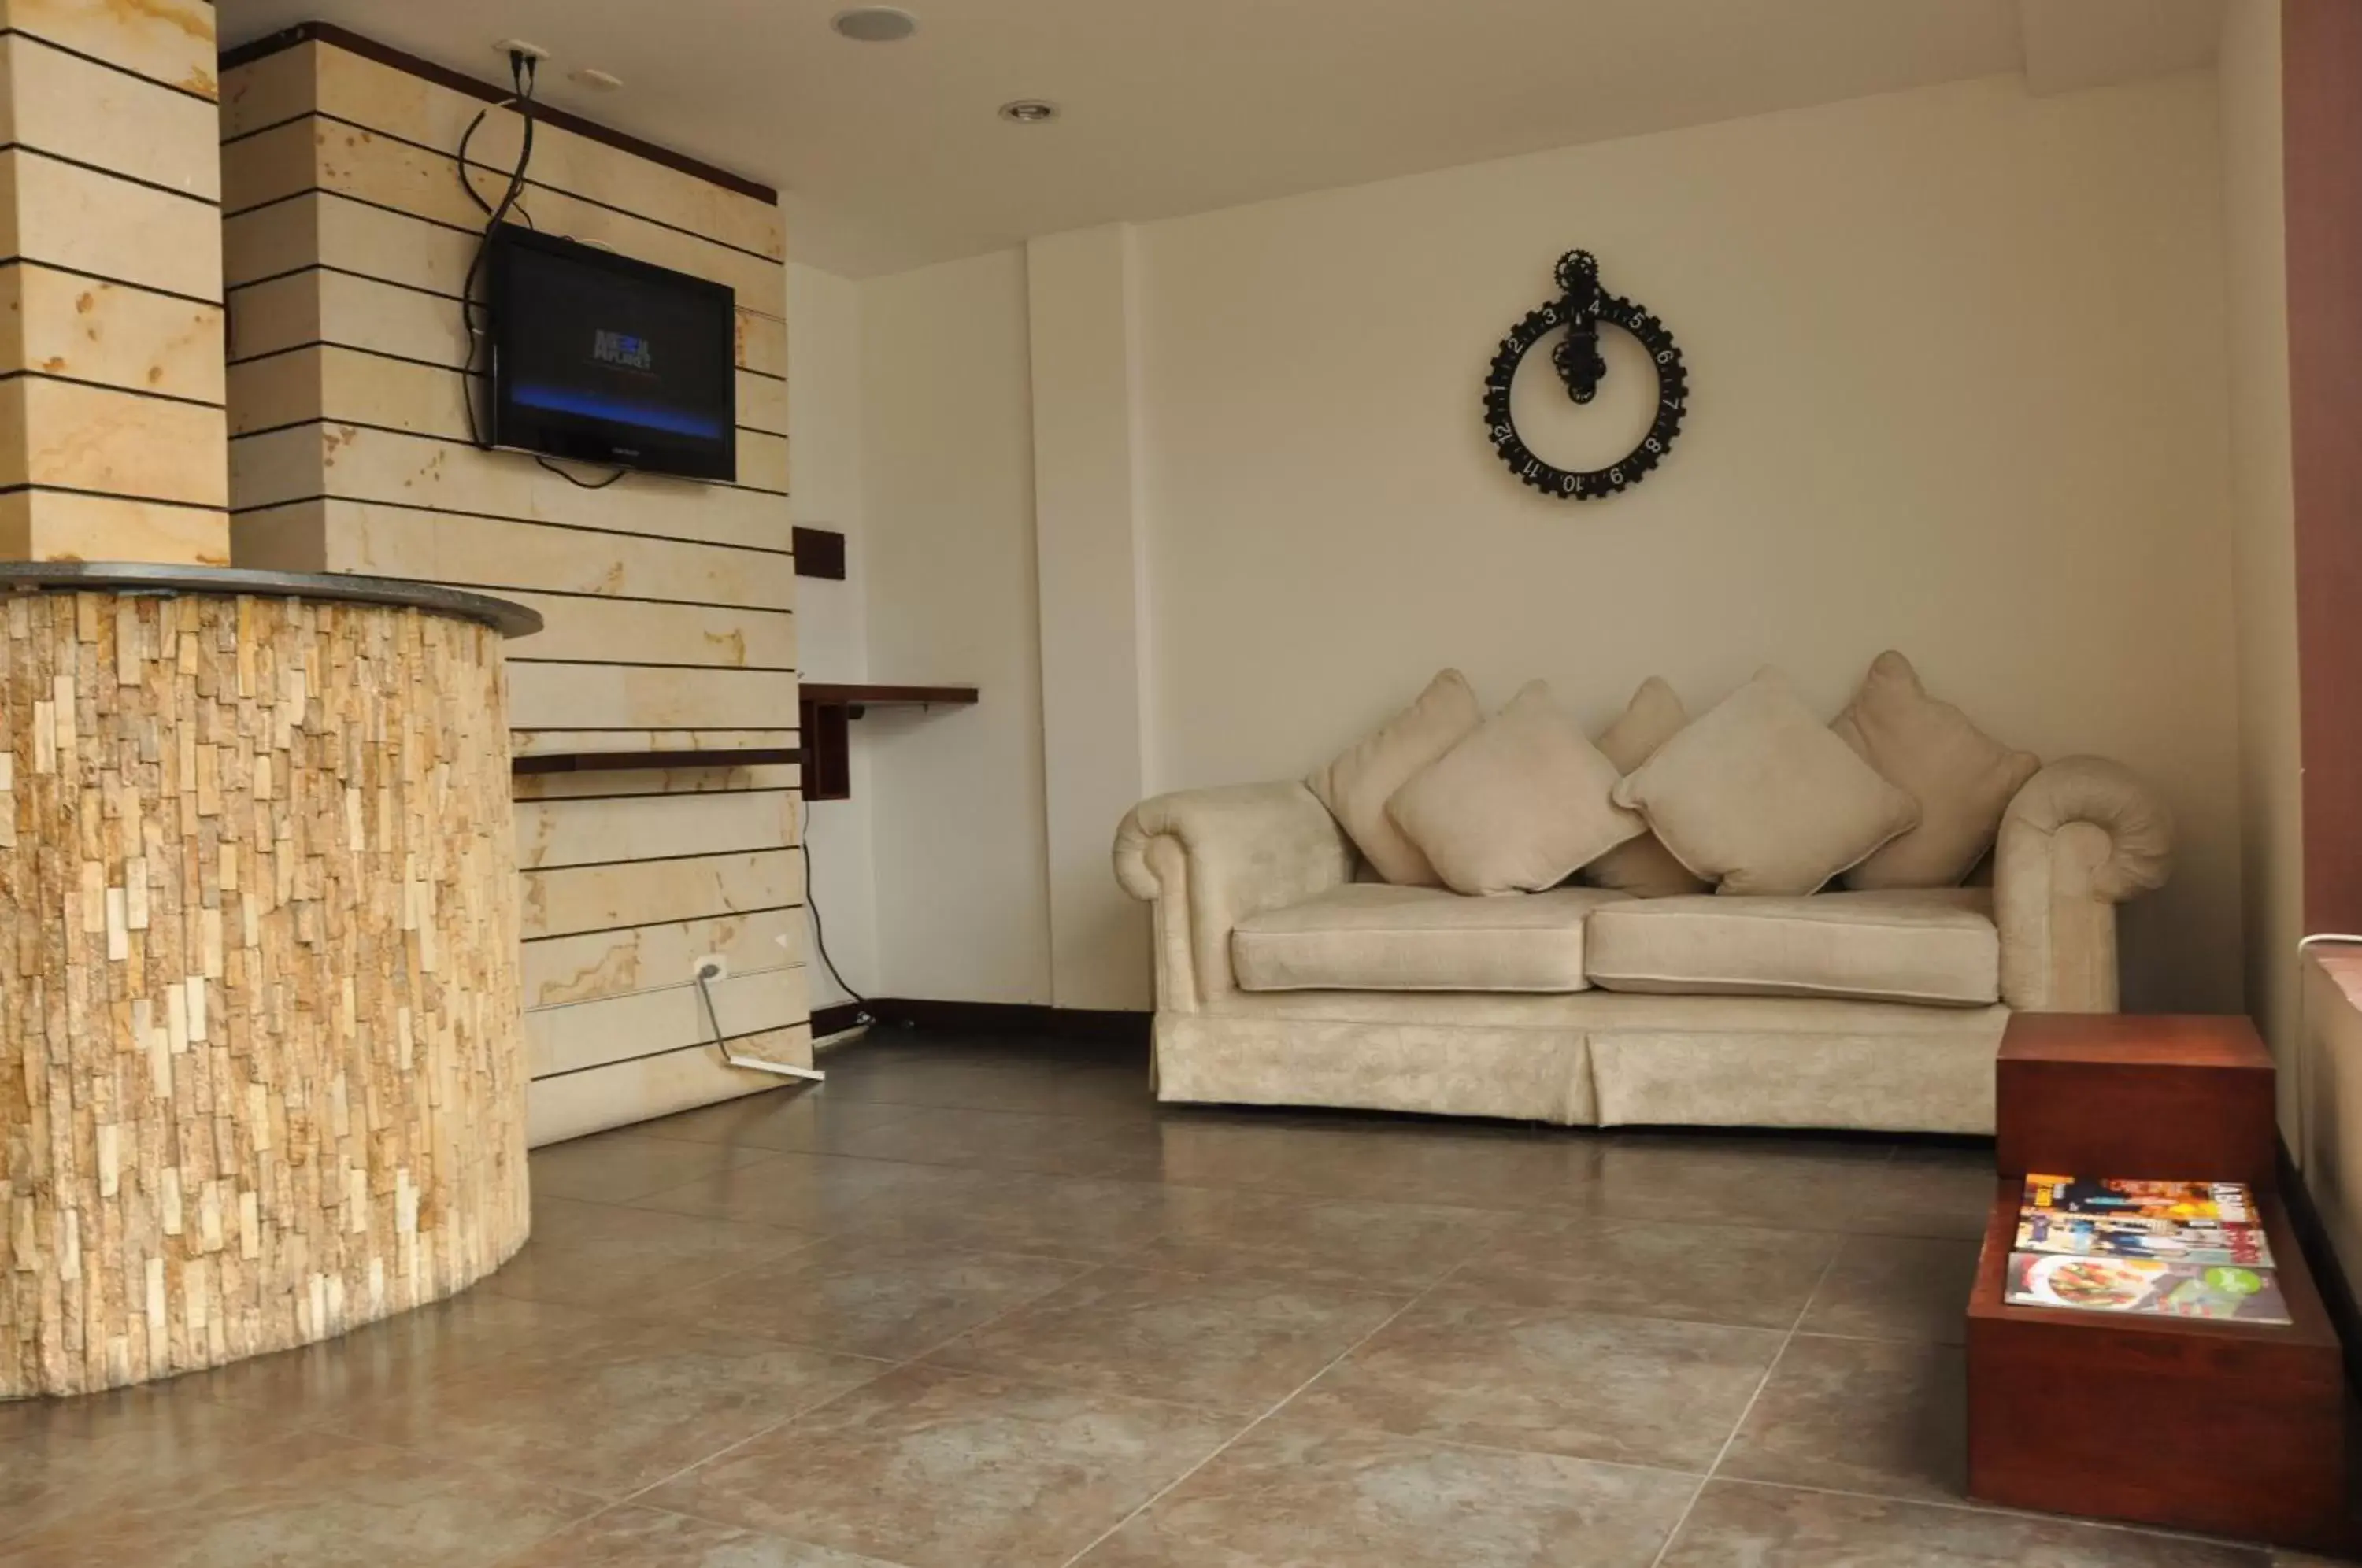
(1027, 226, 1155, 1011)
(785, 261, 882, 1014)
(1134, 70, 2242, 1012)
(849, 68, 2249, 1015)
(859, 248, 1055, 1004)
(2217, 2, 2302, 1136)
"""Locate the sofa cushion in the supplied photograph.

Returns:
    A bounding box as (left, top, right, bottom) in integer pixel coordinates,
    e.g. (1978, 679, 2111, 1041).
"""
(1583, 676, 1710, 898)
(1583, 888, 1999, 1005)
(1612, 669, 1921, 896)
(1387, 681, 1645, 897)
(1233, 884, 1630, 993)
(1306, 668, 1483, 886)
(1834, 650, 2042, 890)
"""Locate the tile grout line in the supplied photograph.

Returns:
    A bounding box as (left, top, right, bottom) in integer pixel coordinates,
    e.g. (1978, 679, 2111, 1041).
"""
(594, 1259, 1128, 1544)
(1642, 1242, 1847, 1568)
(1050, 1256, 1483, 1568)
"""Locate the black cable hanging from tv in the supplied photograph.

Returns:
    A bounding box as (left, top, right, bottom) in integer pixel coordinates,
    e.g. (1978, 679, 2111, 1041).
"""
(454, 52, 628, 489)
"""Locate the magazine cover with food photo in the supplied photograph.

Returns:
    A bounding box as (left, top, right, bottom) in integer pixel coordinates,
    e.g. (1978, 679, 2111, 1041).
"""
(2005, 1252, 2291, 1324)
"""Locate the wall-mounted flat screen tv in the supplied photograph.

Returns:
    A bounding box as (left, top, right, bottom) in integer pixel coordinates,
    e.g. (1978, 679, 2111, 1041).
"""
(488, 226, 737, 482)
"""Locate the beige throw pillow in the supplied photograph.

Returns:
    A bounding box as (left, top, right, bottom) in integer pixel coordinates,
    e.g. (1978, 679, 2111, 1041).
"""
(1306, 668, 1483, 886)
(1583, 677, 1711, 898)
(1612, 669, 1920, 896)
(1833, 650, 2042, 889)
(1387, 682, 1646, 897)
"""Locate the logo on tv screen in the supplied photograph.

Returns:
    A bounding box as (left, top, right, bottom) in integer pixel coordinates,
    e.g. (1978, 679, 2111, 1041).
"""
(592, 329, 653, 371)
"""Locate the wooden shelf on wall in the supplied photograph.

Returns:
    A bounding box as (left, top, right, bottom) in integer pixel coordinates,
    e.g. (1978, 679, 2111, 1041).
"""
(800, 682, 979, 801)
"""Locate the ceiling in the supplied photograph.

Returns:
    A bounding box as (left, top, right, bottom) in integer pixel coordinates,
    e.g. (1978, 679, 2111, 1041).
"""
(217, 0, 2224, 278)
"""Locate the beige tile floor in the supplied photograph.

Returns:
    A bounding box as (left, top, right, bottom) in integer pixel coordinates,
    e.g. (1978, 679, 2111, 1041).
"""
(0, 1030, 2349, 1566)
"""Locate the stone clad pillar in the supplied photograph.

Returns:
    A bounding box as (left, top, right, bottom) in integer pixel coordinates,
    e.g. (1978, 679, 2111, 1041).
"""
(0, 0, 230, 565)
(0, 570, 539, 1397)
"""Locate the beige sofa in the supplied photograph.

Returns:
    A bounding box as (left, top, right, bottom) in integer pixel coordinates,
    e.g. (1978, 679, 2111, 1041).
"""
(1113, 757, 2173, 1134)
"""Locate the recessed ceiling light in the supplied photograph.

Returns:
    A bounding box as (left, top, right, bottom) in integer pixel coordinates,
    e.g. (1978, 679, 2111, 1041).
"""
(571, 67, 624, 91)
(998, 99, 1059, 124)
(831, 6, 917, 42)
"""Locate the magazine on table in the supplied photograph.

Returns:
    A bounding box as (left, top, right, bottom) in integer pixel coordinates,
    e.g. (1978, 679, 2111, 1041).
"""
(2005, 1175, 2287, 1324)
(2023, 1175, 2256, 1225)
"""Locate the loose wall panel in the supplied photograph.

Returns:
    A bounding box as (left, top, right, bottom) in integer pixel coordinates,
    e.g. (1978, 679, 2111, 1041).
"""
(220, 29, 806, 1139)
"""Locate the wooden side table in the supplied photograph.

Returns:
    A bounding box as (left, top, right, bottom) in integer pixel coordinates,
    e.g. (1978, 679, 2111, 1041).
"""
(1968, 1013, 2348, 1549)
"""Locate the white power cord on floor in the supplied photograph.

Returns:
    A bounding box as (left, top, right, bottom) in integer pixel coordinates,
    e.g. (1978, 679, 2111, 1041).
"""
(694, 959, 825, 1082)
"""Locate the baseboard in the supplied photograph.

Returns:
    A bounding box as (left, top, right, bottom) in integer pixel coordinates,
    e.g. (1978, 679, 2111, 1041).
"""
(833, 997, 1151, 1046)
(812, 1000, 868, 1041)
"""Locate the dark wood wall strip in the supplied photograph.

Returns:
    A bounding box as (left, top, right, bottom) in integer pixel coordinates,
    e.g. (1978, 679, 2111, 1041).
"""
(0, 258, 224, 310)
(0, 144, 220, 208)
(513, 747, 802, 775)
(0, 368, 224, 411)
(0, 28, 224, 105)
(223, 339, 787, 437)
(230, 492, 798, 558)
(227, 416, 789, 500)
(223, 263, 790, 379)
(513, 784, 801, 807)
(2286, 0, 2362, 934)
(0, 483, 222, 512)
(0, 24, 220, 101)
(218, 22, 779, 205)
(223, 109, 783, 268)
(792, 527, 847, 581)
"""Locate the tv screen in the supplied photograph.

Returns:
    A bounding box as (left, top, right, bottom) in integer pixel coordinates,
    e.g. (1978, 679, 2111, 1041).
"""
(487, 227, 737, 482)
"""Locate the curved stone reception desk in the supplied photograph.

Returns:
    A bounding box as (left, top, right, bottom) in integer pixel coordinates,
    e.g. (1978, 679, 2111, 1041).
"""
(0, 565, 542, 1397)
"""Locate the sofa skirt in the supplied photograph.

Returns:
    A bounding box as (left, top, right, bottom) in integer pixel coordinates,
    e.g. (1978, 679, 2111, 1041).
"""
(1154, 993, 2007, 1135)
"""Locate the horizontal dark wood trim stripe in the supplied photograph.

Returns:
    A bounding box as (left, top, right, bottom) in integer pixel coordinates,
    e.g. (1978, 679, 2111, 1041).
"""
(513, 726, 799, 734)
(228, 416, 789, 499)
(0, 258, 226, 310)
(520, 842, 801, 875)
(520, 900, 803, 945)
(513, 784, 798, 806)
(231, 493, 797, 559)
(223, 262, 790, 377)
(216, 109, 312, 150)
(219, 22, 779, 205)
(223, 338, 787, 436)
(228, 260, 457, 305)
(0, 483, 223, 512)
(510, 657, 799, 675)
(0, 27, 220, 103)
(528, 1022, 809, 1082)
(792, 527, 846, 581)
(430, 579, 794, 618)
(224, 108, 783, 268)
(0, 368, 223, 411)
(223, 179, 471, 232)
(0, 145, 218, 207)
(512, 748, 802, 776)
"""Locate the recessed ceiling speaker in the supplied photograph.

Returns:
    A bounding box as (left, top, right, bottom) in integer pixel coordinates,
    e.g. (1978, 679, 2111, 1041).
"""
(831, 6, 917, 42)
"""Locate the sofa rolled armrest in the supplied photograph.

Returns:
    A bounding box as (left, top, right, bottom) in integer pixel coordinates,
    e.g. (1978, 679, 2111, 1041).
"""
(1114, 782, 1355, 1012)
(1994, 756, 2174, 1012)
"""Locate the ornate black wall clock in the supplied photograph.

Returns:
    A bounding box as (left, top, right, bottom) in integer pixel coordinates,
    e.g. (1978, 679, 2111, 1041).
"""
(1482, 250, 1687, 501)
